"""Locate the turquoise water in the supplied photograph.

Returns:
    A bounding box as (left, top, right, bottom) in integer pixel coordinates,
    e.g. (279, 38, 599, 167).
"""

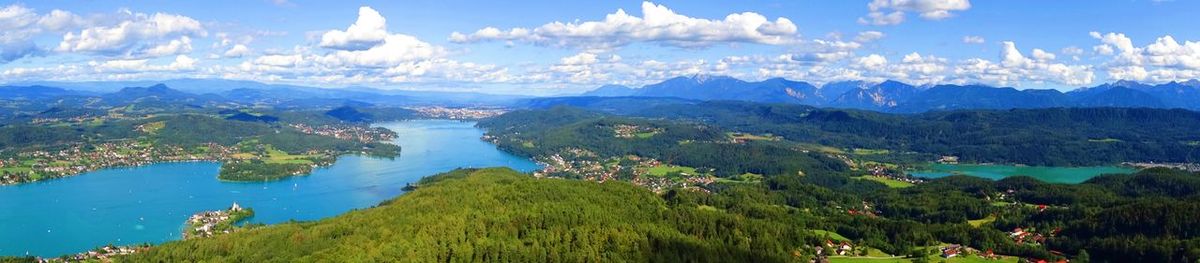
(0, 119, 539, 257)
(908, 163, 1136, 184)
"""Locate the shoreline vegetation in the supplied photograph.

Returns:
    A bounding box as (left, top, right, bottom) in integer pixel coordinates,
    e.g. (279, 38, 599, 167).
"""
(0, 112, 403, 186)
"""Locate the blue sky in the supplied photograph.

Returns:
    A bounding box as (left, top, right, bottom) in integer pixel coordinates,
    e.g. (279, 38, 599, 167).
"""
(1, 0, 1197, 95)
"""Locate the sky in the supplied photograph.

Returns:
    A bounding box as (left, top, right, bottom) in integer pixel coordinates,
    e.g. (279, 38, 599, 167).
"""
(1, 0, 1198, 95)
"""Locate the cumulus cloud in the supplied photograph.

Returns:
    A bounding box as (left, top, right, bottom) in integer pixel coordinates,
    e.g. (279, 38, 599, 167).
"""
(962, 35, 985, 44)
(855, 31, 886, 43)
(226, 6, 507, 86)
(57, 11, 206, 57)
(449, 1, 799, 49)
(319, 6, 388, 51)
(223, 44, 252, 58)
(0, 4, 87, 63)
(953, 41, 1093, 86)
(89, 55, 198, 73)
(859, 0, 971, 26)
(1085, 32, 1200, 82)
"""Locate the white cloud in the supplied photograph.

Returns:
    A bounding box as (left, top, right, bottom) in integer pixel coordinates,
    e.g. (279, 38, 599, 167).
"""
(1086, 32, 1200, 82)
(450, 1, 799, 49)
(143, 36, 193, 57)
(860, 0, 971, 25)
(962, 35, 985, 44)
(1031, 48, 1056, 61)
(56, 11, 206, 57)
(0, 5, 87, 63)
(319, 6, 389, 51)
(223, 44, 252, 58)
(89, 55, 198, 73)
(953, 41, 1094, 86)
(857, 54, 888, 70)
(855, 31, 886, 43)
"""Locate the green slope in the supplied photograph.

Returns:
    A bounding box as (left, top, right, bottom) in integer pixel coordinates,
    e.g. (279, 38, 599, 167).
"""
(120, 168, 806, 262)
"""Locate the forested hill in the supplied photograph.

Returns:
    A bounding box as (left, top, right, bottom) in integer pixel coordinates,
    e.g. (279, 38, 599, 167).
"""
(119, 168, 811, 262)
(630, 101, 1200, 166)
(113, 168, 1200, 262)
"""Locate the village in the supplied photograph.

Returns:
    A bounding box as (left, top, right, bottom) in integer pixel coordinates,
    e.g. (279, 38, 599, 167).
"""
(533, 148, 716, 193)
(36, 244, 151, 262)
(0, 140, 238, 185)
(184, 203, 254, 239)
(288, 123, 398, 143)
(410, 106, 507, 119)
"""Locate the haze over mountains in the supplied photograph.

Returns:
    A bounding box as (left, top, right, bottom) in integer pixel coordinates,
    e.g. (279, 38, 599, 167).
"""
(3, 75, 1199, 115)
(582, 75, 1200, 112)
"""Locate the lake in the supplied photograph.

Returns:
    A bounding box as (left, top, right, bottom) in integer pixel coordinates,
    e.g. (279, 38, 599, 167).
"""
(908, 163, 1136, 184)
(0, 119, 539, 257)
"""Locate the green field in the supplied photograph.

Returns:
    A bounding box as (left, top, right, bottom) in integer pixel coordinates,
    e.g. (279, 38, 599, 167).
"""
(726, 132, 779, 141)
(264, 146, 318, 165)
(968, 215, 996, 227)
(855, 176, 915, 188)
(646, 165, 697, 176)
(812, 229, 850, 241)
(634, 131, 660, 138)
(852, 148, 891, 155)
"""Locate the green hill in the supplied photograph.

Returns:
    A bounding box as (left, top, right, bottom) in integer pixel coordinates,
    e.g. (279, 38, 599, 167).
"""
(120, 168, 811, 262)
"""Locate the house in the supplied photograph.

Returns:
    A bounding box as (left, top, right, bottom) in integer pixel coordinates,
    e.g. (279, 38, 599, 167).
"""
(942, 244, 962, 258)
(836, 242, 853, 255)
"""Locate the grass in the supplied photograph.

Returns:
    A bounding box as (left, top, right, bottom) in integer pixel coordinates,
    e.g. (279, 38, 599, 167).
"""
(0, 166, 33, 174)
(521, 141, 535, 148)
(852, 148, 891, 155)
(855, 176, 915, 188)
(1087, 138, 1123, 143)
(726, 132, 779, 141)
(811, 230, 850, 242)
(634, 132, 658, 138)
(264, 146, 318, 165)
(139, 121, 166, 134)
(968, 215, 996, 227)
(647, 165, 697, 177)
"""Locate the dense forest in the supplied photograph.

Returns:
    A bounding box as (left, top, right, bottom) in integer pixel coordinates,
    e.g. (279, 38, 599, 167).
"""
(108, 166, 1200, 262)
(473, 106, 1200, 262)
(524, 100, 1200, 166)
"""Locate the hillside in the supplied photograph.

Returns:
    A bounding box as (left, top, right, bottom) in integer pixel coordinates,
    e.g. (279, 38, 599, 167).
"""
(579, 76, 1200, 112)
(121, 168, 804, 262)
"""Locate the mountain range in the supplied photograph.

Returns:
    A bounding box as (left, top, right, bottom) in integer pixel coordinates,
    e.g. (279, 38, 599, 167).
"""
(581, 75, 1200, 112)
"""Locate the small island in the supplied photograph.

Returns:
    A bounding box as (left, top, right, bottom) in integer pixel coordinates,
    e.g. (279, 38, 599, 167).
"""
(184, 203, 255, 239)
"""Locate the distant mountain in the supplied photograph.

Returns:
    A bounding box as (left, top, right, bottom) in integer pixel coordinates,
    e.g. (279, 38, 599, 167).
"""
(894, 85, 1070, 113)
(580, 85, 637, 97)
(818, 81, 872, 103)
(325, 106, 372, 122)
(626, 74, 823, 104)
(832, 80, 921, 110)
(519, 96, 697, 115)
(577, 75, 1200, 113)
(1071, 87, 1165, 108)
(101, 84, 227, 107)
(0, 85, 92, 100)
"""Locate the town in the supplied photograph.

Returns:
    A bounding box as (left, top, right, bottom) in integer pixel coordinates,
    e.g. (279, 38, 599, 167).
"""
(0, 140, 237, 185)
(184, 203, 254, 239)
(288, 123, 398, 143)
(410, 106, 507, 119)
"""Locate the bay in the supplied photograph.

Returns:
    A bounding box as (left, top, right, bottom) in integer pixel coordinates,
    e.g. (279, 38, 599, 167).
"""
(0, 119, 538, 257)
